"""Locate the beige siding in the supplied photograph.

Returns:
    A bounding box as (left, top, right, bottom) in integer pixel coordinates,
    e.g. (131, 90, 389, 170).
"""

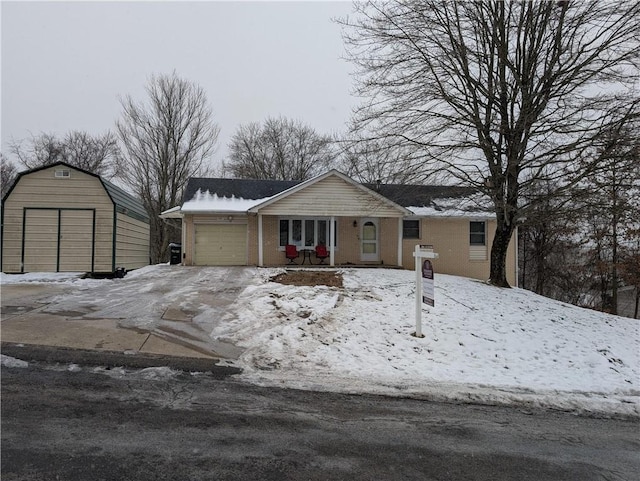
(115, 214, 150, 270)
(258, 176, 405, 218)
(401, 218, 517, 286)
(186, 212, 516, 283)
(2, 165, 114, 273)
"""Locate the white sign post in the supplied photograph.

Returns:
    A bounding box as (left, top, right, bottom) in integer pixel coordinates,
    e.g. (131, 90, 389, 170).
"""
(413, 244, 439, 338)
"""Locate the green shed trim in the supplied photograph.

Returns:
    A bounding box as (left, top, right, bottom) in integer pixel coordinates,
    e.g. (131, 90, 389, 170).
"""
(102, 179, 150, 225)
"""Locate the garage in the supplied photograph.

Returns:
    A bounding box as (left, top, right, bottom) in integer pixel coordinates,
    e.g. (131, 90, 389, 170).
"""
(194, 223, 247, 266)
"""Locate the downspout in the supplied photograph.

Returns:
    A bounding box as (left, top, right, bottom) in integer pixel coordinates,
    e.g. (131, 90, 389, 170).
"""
(258, 213, 263, 267)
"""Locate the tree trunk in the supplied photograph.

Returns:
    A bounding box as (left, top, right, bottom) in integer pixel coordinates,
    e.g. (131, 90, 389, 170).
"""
(489, 220, 515, 288)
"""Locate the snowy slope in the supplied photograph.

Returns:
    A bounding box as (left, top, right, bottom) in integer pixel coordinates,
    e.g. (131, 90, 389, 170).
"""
(211, 268, 639, 417)
(2, 266, 638, 416)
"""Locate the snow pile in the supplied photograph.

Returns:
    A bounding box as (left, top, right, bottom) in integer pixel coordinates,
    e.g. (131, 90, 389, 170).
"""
(0, 272, 85, 284)
(216, 269, 639, 416)
(1, 354, 29, 368)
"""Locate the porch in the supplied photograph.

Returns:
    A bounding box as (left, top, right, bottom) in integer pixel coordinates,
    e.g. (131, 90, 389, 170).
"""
(252, 215, 406, 268)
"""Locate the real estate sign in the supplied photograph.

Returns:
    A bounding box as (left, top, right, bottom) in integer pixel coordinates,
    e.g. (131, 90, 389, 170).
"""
(422, 259, 435, 307)
(413, 245, 439, 338)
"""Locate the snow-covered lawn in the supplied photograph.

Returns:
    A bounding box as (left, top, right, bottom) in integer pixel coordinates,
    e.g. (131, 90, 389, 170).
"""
(2, 266, 638, 416)
(212, 268, 639, 417)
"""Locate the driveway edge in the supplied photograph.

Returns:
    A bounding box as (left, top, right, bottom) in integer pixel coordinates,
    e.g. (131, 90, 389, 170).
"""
(1, 342, 242, 378)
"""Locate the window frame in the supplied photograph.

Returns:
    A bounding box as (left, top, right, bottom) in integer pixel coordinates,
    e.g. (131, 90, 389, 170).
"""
(278, 217, 337, 249)
(402, 219, 420, 239)
(469, 220, 487, 246)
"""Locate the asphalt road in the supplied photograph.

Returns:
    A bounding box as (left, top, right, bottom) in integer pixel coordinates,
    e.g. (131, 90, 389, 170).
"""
(2, 363, 639, 481)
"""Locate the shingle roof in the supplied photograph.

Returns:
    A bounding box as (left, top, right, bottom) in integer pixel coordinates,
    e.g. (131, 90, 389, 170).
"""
(365, 183, 477, 208)
(183, 177, 477, 208)
(183, 178, 301, 204)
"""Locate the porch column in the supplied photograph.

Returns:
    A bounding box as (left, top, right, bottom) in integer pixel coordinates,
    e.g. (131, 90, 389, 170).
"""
(397, 217, 403, 267)
(257, 214, 263, 267)
(330, 216, 335, 266)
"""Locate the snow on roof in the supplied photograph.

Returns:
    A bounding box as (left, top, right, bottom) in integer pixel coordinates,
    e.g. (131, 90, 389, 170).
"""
(408, 196, 495, 217)
(181, 189, 273, 213)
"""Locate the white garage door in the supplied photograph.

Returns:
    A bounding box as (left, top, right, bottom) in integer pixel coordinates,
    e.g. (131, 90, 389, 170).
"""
(194, 224, 247, 266)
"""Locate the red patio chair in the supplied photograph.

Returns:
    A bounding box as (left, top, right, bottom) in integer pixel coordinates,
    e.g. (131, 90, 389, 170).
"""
(285, 244, 299, 264)
(315, 244, 329, 264)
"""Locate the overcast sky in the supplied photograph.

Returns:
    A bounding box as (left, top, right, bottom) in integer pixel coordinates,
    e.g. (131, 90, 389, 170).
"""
(1, 1, 357, 169)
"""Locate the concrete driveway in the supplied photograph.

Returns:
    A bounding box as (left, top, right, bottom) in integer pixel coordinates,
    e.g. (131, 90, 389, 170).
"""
(1, 266, 258, 359)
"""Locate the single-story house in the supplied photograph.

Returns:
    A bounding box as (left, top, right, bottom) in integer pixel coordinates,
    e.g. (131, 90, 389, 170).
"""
(1, 162, 150, 274)
(162, 170, 517, 285)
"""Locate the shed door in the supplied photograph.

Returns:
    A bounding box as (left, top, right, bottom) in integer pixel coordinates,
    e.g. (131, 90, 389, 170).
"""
(22, 208, 94, 273)
(23, 210, 58, 272)
(58, 210, 94, 271)
(194, 224, 247, 266)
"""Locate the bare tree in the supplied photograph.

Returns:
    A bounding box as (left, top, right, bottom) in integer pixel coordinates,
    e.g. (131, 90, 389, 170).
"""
(339, 133, 430, 184)
(578, 122, 640, 314)
(620, 231, 640, 319)
(341, 0, 640, 286)
(518, 180, 581, 299)
(116, 72, 220, 264)
(1, 153, 18, 198)
(10, 131, 118, 177)
(224, 116, 336, 180)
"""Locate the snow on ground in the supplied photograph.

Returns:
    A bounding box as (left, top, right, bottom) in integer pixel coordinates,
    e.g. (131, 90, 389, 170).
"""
(2, 265, 638, 416)
(0, 272, 86, 284)
(212, 268, 639, 417)
(1, 354, 29, 368)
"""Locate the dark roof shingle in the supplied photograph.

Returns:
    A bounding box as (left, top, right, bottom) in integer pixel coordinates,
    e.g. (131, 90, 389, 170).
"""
(183, 177, 477, 208)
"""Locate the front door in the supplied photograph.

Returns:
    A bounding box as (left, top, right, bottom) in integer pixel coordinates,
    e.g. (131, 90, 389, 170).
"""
(360, 218, 379, 262)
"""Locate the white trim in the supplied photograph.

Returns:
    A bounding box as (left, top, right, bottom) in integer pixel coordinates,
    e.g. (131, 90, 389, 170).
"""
(330, 216, 335, 266)
(360, 218, 379, 262)
(160, 206, 183, 219)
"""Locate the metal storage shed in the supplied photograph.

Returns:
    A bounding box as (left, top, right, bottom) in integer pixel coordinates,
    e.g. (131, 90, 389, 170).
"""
(1, 162, 150, 274)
